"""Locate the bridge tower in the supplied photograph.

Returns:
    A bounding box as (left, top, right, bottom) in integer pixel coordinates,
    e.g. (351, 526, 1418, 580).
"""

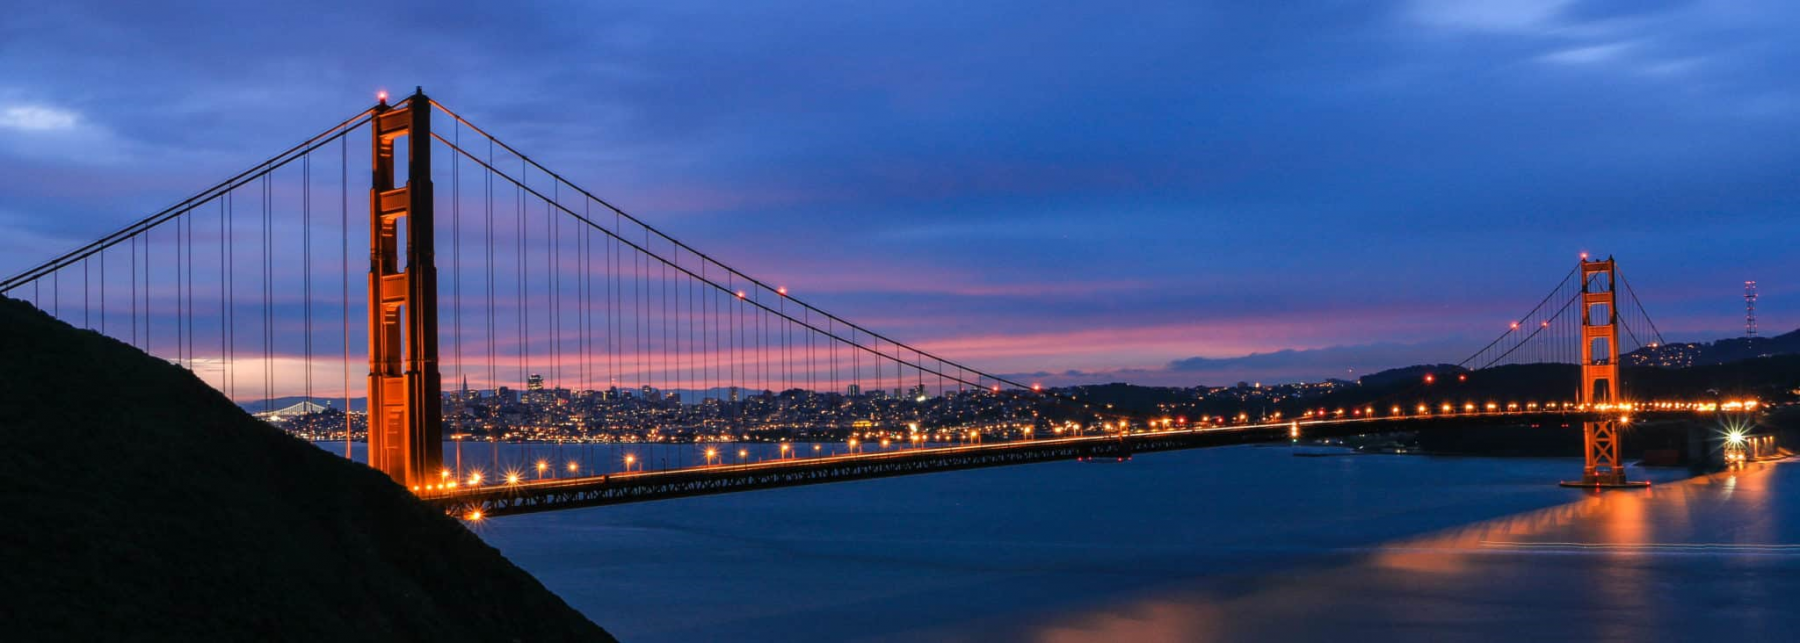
(366, 89, 443, 489)
(1565, 257, 1644, 488)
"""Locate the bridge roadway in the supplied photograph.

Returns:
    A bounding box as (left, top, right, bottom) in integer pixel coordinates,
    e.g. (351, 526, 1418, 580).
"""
(423, 408, 1688, 517)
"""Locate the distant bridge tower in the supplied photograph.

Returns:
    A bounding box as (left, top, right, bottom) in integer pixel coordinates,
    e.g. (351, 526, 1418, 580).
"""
(1565, 257, 1643, 488)
(1745, 280, 1758, 338)
(367, 89, 443, 489)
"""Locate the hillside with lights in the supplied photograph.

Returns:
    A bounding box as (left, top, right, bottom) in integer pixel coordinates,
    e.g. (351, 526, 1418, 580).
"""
(0, 297, 614, 641)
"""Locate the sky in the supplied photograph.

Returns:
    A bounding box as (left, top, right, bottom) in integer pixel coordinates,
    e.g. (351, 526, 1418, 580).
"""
(1, 0, 1797, 388)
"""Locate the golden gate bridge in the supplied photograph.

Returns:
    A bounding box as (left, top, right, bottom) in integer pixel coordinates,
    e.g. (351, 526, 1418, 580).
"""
(0, 89, 1728, 518)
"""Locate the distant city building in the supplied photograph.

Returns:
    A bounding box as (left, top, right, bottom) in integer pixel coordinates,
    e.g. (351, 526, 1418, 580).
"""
(527, 374, 544, 391)
(845, 384, 861, 397)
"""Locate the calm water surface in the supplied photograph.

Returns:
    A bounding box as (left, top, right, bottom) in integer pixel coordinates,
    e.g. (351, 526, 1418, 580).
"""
(448, 445, 1795, 642)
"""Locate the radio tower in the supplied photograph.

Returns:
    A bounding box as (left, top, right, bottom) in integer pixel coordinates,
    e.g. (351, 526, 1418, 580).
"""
(1745, 281, 1758, 338)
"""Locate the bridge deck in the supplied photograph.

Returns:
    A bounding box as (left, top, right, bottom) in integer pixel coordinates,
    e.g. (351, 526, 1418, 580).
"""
(423, 411, 1640, 517)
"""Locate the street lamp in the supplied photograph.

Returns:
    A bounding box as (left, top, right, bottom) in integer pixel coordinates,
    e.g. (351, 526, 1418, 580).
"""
(624, 454, 637, 472)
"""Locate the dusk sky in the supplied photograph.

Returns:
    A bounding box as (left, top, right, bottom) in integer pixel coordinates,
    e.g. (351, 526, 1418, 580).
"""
(2, 0, 1796, 387)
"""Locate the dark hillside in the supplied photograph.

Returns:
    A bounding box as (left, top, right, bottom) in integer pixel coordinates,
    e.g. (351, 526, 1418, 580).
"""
(0, 297, 613, 641)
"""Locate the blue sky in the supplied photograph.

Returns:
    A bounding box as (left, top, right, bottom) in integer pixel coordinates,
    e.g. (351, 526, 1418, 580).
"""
(1, 0, 1795, 386)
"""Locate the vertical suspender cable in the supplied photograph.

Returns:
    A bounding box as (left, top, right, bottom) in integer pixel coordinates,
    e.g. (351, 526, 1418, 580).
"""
(343, 135, 352, 458)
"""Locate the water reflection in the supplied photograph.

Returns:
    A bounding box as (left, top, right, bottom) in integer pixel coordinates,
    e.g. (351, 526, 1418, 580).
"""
(1015, 462, 1796, 642)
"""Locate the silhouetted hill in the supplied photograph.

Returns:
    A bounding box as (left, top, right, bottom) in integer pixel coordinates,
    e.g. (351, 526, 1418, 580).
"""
(1357, 363, 1467, 388)
(1625, 328, 1800, 368)
(0, 297, 613, 641)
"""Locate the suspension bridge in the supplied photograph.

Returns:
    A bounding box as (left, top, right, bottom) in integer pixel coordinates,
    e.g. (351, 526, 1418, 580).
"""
(0, 89, 1731, 518)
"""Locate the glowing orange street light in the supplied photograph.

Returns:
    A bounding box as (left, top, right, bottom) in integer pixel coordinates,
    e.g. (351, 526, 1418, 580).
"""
(705, 447, 719, 465)
(536, 460, 548, 478)
(465, 510, 483, 521)
(568, 461, 579, 473)
(780, 443, 792, 458)
(624, 454, 637, 471)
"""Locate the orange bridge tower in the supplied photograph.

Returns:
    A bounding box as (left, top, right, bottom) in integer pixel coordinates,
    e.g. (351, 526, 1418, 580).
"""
(367, 88, 443, 489)
(1563, 256, 1647, 488)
